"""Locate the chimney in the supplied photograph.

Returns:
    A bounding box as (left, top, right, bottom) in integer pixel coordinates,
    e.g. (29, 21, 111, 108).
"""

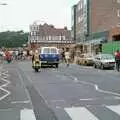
(64, 26, 67, 30)
(50, 25, 54, 28)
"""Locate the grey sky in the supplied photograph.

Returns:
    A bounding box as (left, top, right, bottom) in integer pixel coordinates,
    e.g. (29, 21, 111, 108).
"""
(0, 0, 79, 32)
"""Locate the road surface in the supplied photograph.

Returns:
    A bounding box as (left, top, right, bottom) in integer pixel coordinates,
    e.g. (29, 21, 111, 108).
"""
(0, 61, 120, 120)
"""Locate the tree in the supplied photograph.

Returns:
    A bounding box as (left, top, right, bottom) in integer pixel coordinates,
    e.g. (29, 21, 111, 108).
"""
(0, 31, 28, 48)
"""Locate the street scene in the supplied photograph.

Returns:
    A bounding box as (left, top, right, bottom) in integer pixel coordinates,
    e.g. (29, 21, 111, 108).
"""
(0, 60, 120, 120)
(0, 0, 120, 120)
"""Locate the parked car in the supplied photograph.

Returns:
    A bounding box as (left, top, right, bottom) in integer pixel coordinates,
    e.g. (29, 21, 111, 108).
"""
(78, 53, 94, 66)
(40, 47, 60, 68)
(93, 54, 115, 69)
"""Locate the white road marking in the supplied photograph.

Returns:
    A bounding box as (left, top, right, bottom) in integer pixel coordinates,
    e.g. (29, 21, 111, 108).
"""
(56, 106, 62, 109)
(79, 96, 120, 101)
(11, 100, 30, 104)
(74, 77, 79, 83)
(74, 78, 120, 97)
(51, 100, 65, 102)
(106, 105, 120, 116)
(79, 98, 97, 101)
(65, 107, 99, 120)
(95, 84, 98, 90)
(0, 70, 11, 101)
(21, 109, 36, 120)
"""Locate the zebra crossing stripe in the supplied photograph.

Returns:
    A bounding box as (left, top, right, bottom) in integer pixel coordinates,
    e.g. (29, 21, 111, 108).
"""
(106, 105, 120, 116)
(21, 109, 36, 120)
(65, 107, 99, 120)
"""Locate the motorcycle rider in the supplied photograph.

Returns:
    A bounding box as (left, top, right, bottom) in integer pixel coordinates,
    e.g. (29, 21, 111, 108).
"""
(32, 49, 40, 68)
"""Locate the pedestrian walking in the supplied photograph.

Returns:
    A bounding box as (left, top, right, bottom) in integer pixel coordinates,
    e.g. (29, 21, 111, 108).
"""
(61, 48, 65, 63)
(65, 48, 70, 67)
(115, 50, 120, 72)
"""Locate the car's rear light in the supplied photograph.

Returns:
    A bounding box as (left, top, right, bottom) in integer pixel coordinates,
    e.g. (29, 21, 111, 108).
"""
(109, 62, 115, 64)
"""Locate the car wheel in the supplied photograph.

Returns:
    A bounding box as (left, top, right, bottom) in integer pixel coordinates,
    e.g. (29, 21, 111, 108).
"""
(55, 64, 59, 68)
(94, 64, 97, 68)
(35, 68, 39, 72)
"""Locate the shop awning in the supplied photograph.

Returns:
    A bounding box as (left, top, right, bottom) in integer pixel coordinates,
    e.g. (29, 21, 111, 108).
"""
(85, 38, 105, 45)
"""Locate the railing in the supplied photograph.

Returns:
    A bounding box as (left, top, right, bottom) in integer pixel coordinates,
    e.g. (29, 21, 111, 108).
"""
(29, 40, 74, 44)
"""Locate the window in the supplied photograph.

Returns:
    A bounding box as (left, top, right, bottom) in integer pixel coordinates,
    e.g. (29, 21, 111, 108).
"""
(78, 4, 80, 10)
(117, 9, 120, 17)
(62, 36, 66, 40)
(78, 16, 81, 23)
(59, 36, 61, 40)
(46, 36, 48, 40)
(81, 2, 83, 9)
(49, 36, 51, 40)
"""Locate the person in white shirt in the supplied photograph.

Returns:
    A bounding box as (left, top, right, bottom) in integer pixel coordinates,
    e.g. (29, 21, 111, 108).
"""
(65, 48, 70, 66)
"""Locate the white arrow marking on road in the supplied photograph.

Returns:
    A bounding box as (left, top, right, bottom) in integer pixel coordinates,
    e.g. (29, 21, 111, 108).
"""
(65, 107, 99, 120)
(73, 78, 120, 97)
(21, 109, 36, 120)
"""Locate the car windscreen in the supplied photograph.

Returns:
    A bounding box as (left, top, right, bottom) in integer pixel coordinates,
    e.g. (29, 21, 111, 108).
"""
(50, 48, 57, 54)
(101, 54, 114, 60)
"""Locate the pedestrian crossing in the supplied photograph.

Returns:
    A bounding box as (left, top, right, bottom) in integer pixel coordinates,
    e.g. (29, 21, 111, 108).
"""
(65, 107, 99, 120)
(0, 109, 36, 120)
(63, 105, 120, 120)
(21, 109, 36, 120)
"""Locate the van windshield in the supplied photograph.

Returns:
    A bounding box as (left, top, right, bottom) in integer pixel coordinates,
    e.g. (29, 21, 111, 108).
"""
(51, 48, 57, 54)
(43, 48, 50, 54)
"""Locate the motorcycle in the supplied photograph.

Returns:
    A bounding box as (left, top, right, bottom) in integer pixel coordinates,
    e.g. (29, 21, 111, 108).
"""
(32, 59, 40, 72)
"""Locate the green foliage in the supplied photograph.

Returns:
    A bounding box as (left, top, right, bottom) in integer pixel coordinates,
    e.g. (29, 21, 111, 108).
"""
(0, 31, 28, 48)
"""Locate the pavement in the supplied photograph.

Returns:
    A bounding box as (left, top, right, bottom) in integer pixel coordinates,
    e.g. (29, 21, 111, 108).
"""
(0, 61, 120, 120)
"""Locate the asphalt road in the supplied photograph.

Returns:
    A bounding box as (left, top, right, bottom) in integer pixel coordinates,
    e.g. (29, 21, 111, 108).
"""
(1, 61, 120, 120)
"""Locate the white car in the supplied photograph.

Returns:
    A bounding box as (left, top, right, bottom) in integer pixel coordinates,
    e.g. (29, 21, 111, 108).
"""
(93, 54, 115, 69)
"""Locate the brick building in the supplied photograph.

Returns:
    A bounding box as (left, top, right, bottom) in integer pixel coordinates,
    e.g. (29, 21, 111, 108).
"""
(72, 0, 120, 43)
(28, 22, 73, 49)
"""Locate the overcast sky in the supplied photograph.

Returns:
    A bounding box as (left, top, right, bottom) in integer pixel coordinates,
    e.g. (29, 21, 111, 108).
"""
(0, 0, 79, 32)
